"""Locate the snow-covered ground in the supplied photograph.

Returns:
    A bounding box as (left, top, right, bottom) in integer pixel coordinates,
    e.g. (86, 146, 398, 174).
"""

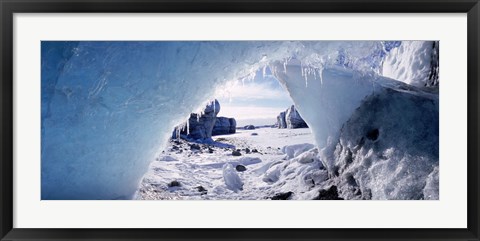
(136, 128, 320, 200)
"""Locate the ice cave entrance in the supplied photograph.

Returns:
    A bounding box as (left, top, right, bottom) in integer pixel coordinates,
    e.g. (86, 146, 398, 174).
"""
(135, 67, 317, 200)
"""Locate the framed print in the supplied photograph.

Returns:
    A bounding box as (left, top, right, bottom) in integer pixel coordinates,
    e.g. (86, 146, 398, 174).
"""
(1, 0, 479, 240)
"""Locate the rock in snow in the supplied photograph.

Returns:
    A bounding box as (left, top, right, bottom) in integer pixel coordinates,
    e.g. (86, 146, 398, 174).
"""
(276, 105, 308, 129)
(276, 112, 287, 128)
(244, 125, 255, 130)
(212, 117, 236, 136)
(173, 100, 237, 140)
(313, 186, 343, 200)
(271, 191, 293, 200)
(285, 105, 308, 129)
(235, 164, 247, 172)
(196, 186, 208, 195)
(173, 100, 220, 140)
(168, 180, 181, 187)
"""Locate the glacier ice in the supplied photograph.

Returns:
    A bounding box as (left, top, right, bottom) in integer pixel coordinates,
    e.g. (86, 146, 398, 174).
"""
(325, 88, 439, 200)
(272, 60, 383, 148)
(41, 41, 438, 200)
(271, 56, 438, 200)
(382, 41, 439, 87)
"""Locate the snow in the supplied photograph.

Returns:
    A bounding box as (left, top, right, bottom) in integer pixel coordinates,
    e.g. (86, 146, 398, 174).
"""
(136, 128, 318, 200)
(382, 41, 439, 87)
(41, 41, 438, 200)
(282, 143, 315, 159)
(223, 164, 244, 192)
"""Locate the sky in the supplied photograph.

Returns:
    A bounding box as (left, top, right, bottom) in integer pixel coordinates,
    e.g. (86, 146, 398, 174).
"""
(214, 67, 294, 126)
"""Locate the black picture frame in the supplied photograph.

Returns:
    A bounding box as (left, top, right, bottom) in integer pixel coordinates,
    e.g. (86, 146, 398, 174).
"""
(1, 0, 479, 240)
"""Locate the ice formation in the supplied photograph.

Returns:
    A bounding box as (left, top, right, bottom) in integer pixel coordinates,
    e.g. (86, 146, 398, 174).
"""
(41, 41, 439, 200)
(270, 58, 439, 200)
(382, 41, 439, 87)
(222, 164, 244, 192)
(324, 88, 439, 200)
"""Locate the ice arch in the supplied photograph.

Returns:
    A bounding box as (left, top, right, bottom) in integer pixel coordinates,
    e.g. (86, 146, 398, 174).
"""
(41, 41, 437, 199)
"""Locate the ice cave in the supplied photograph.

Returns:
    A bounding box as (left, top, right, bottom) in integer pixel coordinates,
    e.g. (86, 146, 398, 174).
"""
(41, 41, 439, 200)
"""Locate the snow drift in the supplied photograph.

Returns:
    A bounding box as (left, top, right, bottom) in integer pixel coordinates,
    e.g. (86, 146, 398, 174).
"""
(41, 41, 439, 199)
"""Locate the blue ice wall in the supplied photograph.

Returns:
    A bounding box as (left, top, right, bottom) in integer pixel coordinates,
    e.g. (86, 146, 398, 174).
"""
(41, 41, 281, 199)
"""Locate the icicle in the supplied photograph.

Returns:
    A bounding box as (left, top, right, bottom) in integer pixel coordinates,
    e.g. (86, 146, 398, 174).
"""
(262, 65, 267, 78)
(318, 66, 324, 85)
(176, 127, 181, 140)
(186, 119, 190, 135)
(250, 70, 257, 82)
(212, 99, 216, 113)
(303, 67, 309, 84)
(305, 67, 309, 88)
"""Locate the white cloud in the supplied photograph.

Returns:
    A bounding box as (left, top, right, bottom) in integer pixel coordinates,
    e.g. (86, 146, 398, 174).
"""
(214, 80, 289, 101)
(212, 78, 293, 126)
(218, 106, 285, 120)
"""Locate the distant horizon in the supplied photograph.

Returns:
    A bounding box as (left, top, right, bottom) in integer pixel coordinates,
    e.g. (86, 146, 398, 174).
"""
(214, 67, 294, 127)
(229, 117, 277, 127)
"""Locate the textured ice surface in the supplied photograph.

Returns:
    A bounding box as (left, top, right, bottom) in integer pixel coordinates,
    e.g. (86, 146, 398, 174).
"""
(223, 164, 244, 192)
(323, 88, 439, 200)
(382, 41, 439, 87)
(41, 41, 438, 199)
(272, 61, 383, 148)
